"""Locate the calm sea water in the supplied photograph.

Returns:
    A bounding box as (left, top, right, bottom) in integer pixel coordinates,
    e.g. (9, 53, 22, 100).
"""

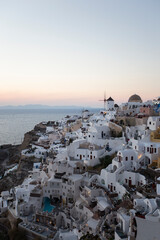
(0, 108, 99, 146)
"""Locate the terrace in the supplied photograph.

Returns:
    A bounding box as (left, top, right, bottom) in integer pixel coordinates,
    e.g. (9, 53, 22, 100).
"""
(19, 221, 57, 239)
(78, 143, 103, 151)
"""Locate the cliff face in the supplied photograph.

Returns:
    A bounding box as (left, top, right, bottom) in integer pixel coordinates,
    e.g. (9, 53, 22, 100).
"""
(19, 122, 46, 150)
(18, 130, 39, 151)
(0, 157, 34, 193)
(0, 130, 37, 173)
(0, 122, 46, 193)
(0, 145, 21, 176)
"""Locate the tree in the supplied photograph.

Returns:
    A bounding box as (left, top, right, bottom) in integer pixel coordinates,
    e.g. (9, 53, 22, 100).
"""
(100, 155, 113, 168)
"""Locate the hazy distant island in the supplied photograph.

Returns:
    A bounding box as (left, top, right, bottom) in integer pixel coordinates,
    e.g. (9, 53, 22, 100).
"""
(0, 104, 99, 110)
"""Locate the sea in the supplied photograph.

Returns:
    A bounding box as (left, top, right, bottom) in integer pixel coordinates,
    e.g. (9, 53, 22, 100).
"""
(0, 108, 100, 146)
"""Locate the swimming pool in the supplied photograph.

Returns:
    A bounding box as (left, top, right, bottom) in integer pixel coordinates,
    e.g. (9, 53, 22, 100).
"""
(43, 197, 55, 212)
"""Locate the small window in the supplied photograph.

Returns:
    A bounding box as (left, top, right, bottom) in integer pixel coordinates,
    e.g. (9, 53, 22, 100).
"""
(126, 157, 128, 161)
(131, 156, 133, 160)
(101, 179, 105, 185)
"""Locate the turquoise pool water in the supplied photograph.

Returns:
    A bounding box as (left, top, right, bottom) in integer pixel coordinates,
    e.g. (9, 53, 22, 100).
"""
(43, 197, 55, 212)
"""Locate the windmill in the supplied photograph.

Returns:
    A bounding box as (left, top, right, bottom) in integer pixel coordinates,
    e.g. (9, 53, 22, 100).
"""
(99, 91, 107, 110)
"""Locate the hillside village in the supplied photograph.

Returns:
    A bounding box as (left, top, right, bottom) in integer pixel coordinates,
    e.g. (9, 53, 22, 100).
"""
(1, 94, 160, 240)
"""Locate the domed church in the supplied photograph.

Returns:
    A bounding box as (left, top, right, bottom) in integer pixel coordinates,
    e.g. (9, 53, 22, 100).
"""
(128, 94, 142, 103)
(120, 94, 144, 116)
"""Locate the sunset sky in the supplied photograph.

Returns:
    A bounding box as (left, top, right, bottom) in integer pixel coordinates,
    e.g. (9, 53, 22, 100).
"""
(0, 0, 160, 107)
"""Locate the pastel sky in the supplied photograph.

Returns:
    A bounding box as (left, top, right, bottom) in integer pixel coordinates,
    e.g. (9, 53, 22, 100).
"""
(0, 0, 160, 107)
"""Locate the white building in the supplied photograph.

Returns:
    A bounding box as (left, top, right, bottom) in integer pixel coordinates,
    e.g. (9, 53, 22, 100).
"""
(106, 97, 115, 111)
(131, 134, 160, 165)
(44, 158, 88, 204)
(14, 170, 47, 217)
(147, 116, 160, 131)
(100, 149, 146, 199)
(75, 142, 105, 166)
(21, 145, 47, 159)
(87, 124, 110, 144)
(133, 198, 160, 240)
(115, 210, 130, 240)
(112, 149, 143, 172)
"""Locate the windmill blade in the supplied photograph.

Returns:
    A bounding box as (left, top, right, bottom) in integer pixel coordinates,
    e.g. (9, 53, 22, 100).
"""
(99, 91, 107, 110)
